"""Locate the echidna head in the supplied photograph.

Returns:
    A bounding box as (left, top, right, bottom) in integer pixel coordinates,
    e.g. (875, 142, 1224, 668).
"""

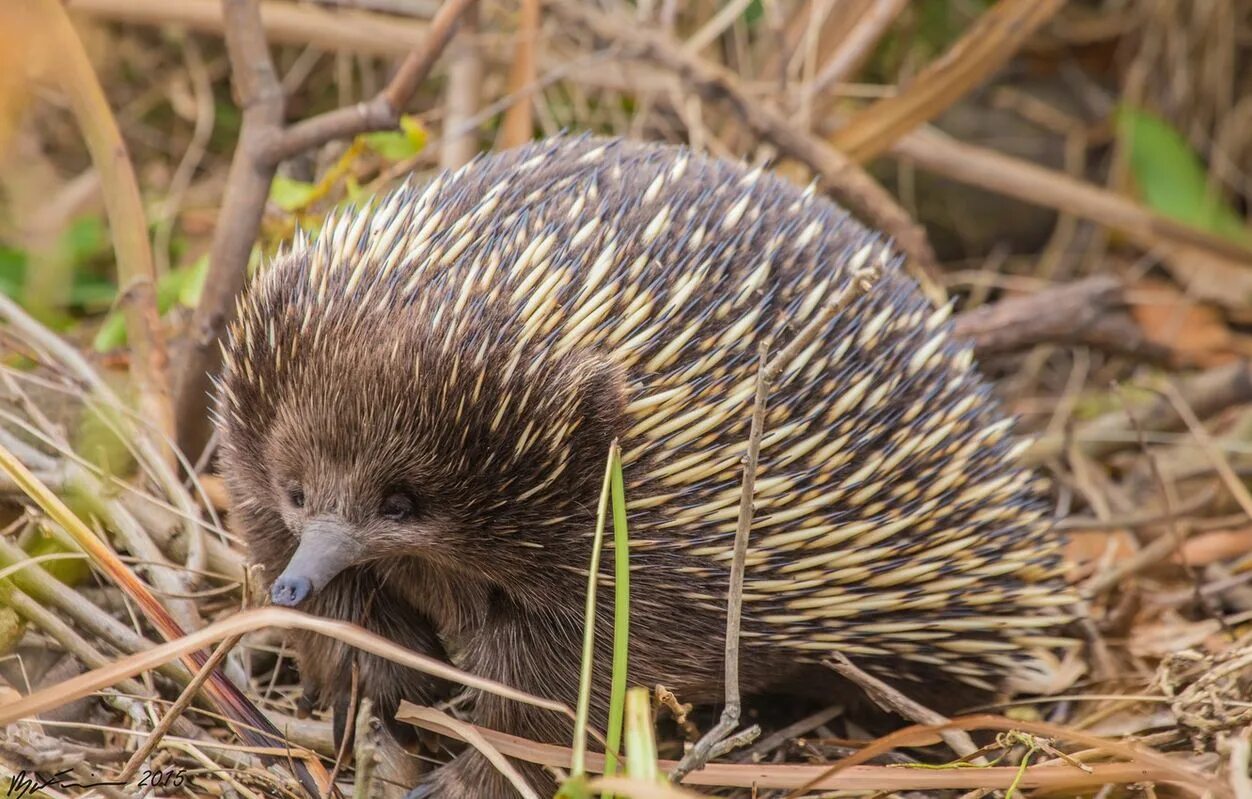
(216, 249, 627, 607)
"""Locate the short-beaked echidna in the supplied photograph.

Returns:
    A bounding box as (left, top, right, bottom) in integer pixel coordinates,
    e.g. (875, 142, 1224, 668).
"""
(217, 136, 1077, 797)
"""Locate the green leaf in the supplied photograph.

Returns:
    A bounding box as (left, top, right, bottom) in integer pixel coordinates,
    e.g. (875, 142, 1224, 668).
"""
(362, 114, 428, 161)
(743, 0, 764, 25)
(270, 176, 318, 213)
(177, 254, 211, 308)
(0, 247, 27, 297)
(25, 534, 90, 586)
(1119, 106, 1252, 245)
(69, 274, 117, 311)
(91, 311, 127, 353)
(60, 215, 108, 265)
(93, 256, 208, 352)
(603, 443, 630, 789)
(345, 175, 365, 204)
(623, 687, 660, 783)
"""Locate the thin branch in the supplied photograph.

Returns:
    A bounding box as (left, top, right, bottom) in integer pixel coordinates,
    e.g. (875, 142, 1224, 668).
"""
(824, 653, 980, 760)
(890, 127, 1252, 290)
(119, 634, 243, 784)
(804, 0, 909, 100)
(269, 0, 477, 163)
(673, 255, 885, 782)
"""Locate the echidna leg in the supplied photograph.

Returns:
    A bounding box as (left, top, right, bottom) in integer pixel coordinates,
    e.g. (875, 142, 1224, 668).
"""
(296, 573, 456, 750)
(412, 596, 591, 798)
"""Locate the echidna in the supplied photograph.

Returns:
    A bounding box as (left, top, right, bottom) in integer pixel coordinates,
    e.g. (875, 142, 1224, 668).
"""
(217, 136, 1077, 797)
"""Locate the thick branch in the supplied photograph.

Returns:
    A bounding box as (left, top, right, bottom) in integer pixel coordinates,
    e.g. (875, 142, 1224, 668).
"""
(951, 275, 1167, 360)
(174, 0, 475, 458)
(173, 0, 286, 460)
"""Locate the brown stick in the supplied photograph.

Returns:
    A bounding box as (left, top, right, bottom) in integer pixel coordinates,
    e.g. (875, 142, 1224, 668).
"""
(950, 275, 1166, 359)
(824, 654, 979, 760)
(118, 634, 244, 784)
(1026, 361, 1252, 463)
(173, 0, 476, 459)
(547, 0, 942, 300)
(496, 0, 541, 149)
(37, 0, 173, 460)
(173, 0, 286, 462)
(830, 0, 1066, 163)
(441, 1, 483, 169)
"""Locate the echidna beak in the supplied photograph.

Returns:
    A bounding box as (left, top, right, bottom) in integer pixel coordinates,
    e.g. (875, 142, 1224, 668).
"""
(271, 518, 362, 607)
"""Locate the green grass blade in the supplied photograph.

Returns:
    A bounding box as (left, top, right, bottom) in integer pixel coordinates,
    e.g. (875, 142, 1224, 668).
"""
(603, 441, 630, 790)
(570, 441, 615, 779)
(623, 687, 660, 783)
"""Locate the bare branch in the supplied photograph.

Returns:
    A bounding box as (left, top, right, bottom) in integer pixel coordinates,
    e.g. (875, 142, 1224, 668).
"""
(268, 0, 477, 163)
(173, 0, 286, 460)
(174, 0, 476, 458)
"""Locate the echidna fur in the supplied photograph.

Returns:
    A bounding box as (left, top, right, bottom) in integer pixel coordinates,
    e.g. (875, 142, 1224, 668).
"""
(217, 135, 1078, 797)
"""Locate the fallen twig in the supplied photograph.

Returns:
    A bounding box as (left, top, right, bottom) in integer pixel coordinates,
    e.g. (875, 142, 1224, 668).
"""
(396, 707, 1213, 794)
(951, 275, 1166, 360)
(824, 653, 981, 761)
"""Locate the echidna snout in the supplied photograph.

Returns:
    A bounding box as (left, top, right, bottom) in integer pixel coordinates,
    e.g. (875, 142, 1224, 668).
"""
(270, 518, 363, 606)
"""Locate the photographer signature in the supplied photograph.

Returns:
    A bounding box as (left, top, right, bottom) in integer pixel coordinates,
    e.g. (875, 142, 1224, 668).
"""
(8, 767, 187, 798)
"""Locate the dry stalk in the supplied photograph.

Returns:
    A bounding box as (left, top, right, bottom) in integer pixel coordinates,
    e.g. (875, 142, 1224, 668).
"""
(830, 0, 1067, 162)
(803, 0, 910, 101)
(496, 0, 541, 149)
(33, 0, 173, 461)
(441, 2, 483, 169)
(68, 0, 432, 56)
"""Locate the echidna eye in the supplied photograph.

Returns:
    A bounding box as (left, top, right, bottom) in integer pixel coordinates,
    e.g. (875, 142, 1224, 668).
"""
(287, 486, 305, 509)
(380, 492, 419, 521)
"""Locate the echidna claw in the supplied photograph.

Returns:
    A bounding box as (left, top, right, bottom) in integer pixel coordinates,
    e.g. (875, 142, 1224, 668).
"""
(402, 783, 435, 799)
